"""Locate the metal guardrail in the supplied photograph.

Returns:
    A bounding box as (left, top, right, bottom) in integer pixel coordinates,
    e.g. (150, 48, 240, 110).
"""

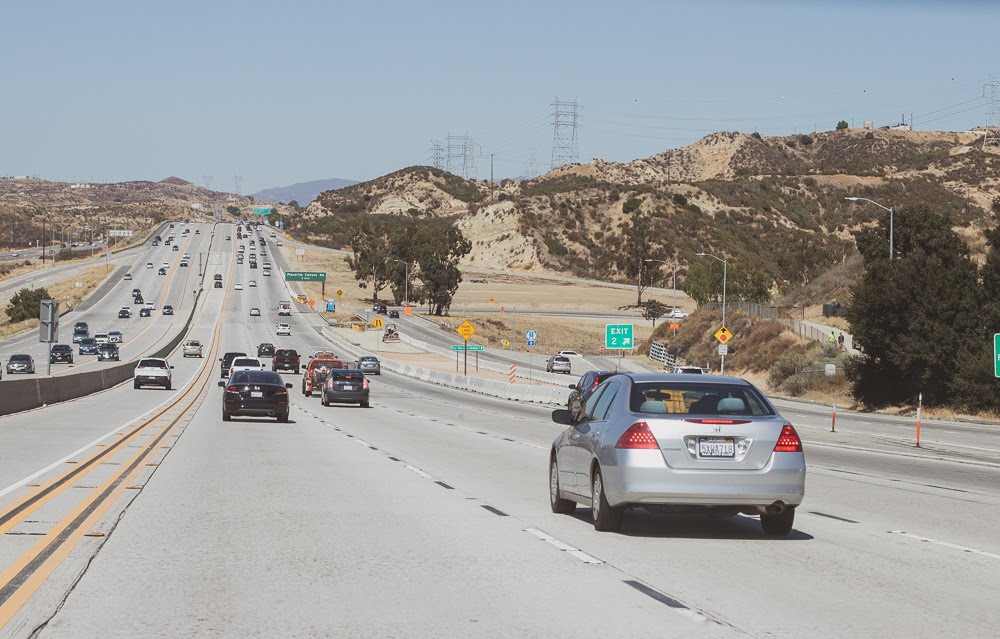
(648, 341, 677, 368)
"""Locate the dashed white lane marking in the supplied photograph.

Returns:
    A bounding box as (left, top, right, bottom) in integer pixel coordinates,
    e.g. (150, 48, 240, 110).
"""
(524, 527, 605, 565)
(354, 438, 371, 447)
(405, 465, 434, 480)
(889, 531, 1000, 560)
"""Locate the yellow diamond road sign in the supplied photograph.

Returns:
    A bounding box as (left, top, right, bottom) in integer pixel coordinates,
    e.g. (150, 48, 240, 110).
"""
(456, 320, 476, 341)
(714, 326, 733, 344)
(371, 317, 385, 330)
(336, 289, 344, 297)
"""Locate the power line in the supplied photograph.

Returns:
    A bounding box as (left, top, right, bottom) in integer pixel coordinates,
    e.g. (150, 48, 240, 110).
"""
(202, 175, 214, 191)
(551, 97, 581, 169)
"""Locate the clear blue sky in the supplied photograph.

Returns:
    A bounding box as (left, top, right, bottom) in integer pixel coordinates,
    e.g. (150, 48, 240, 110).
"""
(1, 0, 997, 192)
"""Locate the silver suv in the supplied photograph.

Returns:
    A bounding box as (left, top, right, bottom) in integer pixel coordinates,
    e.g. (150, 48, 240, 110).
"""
(134, 358, 173, 390)
(546, 355, 572, 374)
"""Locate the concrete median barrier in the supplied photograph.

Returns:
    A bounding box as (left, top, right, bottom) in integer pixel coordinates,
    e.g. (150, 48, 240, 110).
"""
(0, 289, 203, 417)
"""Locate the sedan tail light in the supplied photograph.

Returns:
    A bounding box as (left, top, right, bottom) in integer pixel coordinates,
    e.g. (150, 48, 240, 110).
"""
(363, 379, 370, 390)
(226, 385, 238, 392)
(616, 421, 660, 449)
(773, 425, 803, 452)
(274, 389, 289, 404)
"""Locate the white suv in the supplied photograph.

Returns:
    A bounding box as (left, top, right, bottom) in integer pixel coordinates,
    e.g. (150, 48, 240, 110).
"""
(134, 358, 174, 390)
(183, 340, 203, 358)
(276, 323, 291, 336)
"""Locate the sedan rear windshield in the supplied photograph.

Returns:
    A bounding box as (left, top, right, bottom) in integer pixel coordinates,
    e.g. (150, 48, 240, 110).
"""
(553, 357, 570, 363)
(232, 359, 261, 367)
(230, 371, 282, 385)
(275, 350, 298, 357)
(137, 359, 167, 369)
(10, 354, 31, 361)
(328, 369, 365, 379)
(630, 382, 774, 417)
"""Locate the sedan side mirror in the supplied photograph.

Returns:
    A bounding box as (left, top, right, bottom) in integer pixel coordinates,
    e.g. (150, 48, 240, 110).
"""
(217, 381, 224, 387)
(568, 384, 577, 389)
(301, 364, 307, 369)
(170, 365, 175, 369)
(285, 383, 293, 389)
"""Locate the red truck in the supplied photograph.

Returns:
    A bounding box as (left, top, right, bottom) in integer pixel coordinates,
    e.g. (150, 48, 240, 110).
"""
(301, 357, 346, 396)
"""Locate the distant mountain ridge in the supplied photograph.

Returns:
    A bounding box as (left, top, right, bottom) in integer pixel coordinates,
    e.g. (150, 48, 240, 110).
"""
(251, 178, 358, 205)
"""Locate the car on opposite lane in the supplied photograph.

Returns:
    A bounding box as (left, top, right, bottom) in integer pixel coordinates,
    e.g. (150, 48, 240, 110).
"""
(234, 283, 243, 291)
(320, 368, 370, 408)
(183, 340, 203, 358)
(97, 343, 120, 361)
(78, 338, 98, 355)
(133, 358, 174, 390)
(249, 308, 261, 317)
(139, 307, 152, 317)
(546, 355, 572, 374)
(6, 354, 36, 374)
(118, 307, 131, 319)
(163, 305, 174, 316)
(49, 344, 74, 364)
(108, 331, 124, 344)
(219, 370, 292, 423)
(548, 373, 806, 535)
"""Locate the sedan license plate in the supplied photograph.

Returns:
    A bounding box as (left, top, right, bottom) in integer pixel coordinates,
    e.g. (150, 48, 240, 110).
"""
(251, 391, 263, 398)
(698, 437, 735, 458)
(342, 385, 353, 391)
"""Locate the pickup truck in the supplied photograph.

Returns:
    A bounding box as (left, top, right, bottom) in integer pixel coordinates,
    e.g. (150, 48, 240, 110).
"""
(183, 340, 203, 358)
(273, 349, 301, 373)
(277, 301, 292, 316)
(301, 357, 346, 397)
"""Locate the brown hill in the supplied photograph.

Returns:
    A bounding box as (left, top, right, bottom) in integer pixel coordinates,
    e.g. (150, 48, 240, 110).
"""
(294, 128, 1000, 296)
(0, 177, 253, 249)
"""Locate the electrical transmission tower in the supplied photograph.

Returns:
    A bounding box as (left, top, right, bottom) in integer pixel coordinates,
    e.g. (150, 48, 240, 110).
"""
(524, 149, 538, 179)
(233, 175, 244, 196)
(430, 141, 445, 170)
(202, 175, 214, 191)
(444, 133, 478, 178)
(550, 97, 581, 169)
(985, 75, 1000, 149)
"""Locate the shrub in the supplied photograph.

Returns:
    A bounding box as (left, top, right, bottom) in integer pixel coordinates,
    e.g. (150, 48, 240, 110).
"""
(836, 120, 849, 131)
(5, 287, 52, 324)
(798, 135, 814, 146)
(622, 198, 642, 214)
(672, 193, 688, 206)
(782, 374, 808, 396)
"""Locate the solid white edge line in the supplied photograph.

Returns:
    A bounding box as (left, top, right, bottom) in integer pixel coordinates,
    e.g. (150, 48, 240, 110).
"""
(524, 527, 553, 541)
(566, 549, 604, 564)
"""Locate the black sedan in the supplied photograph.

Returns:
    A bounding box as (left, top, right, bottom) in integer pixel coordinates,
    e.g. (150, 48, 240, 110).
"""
(50, 344, 74, 364)
(320, 369, 370, 408)
(219, 370, 292, 422)
(118, 308, 131, 319)
(139, 307, 152, 317)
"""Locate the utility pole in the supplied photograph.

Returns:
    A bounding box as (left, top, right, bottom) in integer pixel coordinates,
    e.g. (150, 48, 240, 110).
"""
(985, 75, 1000, 149)
(41, 217, 46, 265)
(490, 153, 495, 199)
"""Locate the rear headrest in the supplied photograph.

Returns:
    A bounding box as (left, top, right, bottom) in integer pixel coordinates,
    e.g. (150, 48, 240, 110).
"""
(716, 397, 747, 414)
(639, 401, 668, 414)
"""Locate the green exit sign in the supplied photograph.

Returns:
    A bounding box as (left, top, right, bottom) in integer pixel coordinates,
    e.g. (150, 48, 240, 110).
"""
(994, 333, 1000, 378)
(285, 271, 326, 282)
(605, 323, 634, 349)
(451, 345, 484, 351)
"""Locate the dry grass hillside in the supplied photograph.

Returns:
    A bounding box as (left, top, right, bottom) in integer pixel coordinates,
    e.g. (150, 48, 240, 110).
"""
(293, 128, 1000, 301)
(0, 177, 253, 249)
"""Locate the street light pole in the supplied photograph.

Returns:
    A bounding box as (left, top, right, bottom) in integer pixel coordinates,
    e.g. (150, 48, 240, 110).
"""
(845, 196, 894, 259)
(696, 252, 728, 374)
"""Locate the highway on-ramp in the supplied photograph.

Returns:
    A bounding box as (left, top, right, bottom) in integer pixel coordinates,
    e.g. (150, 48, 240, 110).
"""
(0, 224, 996, 638)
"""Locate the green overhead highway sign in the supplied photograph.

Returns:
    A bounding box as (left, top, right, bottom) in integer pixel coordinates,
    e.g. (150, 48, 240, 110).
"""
(284, 271, 326, 282)
(995, 333, 1000, 377)
(605, 323, 634, 349)
(253, 206, 274, 215)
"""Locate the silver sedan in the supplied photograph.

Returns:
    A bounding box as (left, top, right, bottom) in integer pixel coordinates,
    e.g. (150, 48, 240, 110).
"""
(549, 373, 806, 535)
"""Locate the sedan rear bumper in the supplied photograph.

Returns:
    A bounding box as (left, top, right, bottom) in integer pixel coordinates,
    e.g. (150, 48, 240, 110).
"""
(602, 452, 805, 508)
(324, 390, 370, 403)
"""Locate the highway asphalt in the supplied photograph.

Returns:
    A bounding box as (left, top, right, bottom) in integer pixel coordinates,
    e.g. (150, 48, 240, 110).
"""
(0, 223, 997, 637)
(0, 223, 217, 379)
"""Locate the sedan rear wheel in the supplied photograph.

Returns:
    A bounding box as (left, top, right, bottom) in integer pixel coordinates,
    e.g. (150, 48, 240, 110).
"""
(222, 412, 231, 422)
(549, 457, 576, 514)
(591, 467, 623, 532)
(760, 508, 795, 536)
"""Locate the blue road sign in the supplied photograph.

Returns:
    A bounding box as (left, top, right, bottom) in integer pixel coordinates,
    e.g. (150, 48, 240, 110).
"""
(526, 329, 537, 341)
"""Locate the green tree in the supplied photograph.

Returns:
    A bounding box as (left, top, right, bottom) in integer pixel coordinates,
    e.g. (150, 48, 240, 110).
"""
(622, 198, 643, 215)
(949, 224, 1000, 412)
(681, 259, 724, 305)
(836, 120, 849, 131)
(345, 217, 402, 301)
(411, 219, 471, 315)
(611, 212, 658, 305)
(682, 257, 772, 305)
(5, 287, 52, 324)
(846, 206, 981, 407)
(642, 299, 667, 326)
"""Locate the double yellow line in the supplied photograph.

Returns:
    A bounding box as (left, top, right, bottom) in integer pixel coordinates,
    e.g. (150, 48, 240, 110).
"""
(0, 228, 234, 629)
